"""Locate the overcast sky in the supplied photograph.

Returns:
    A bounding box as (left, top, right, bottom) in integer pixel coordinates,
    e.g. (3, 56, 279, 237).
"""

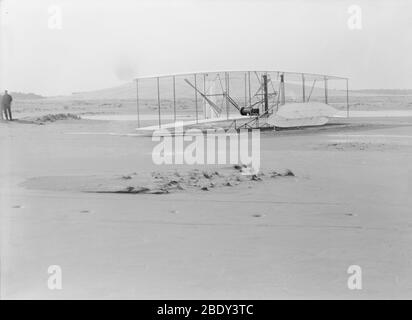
(0, 0, 411, 96)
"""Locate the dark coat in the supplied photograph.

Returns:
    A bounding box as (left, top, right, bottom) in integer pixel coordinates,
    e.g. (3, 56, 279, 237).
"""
(1, 93, 12, 108)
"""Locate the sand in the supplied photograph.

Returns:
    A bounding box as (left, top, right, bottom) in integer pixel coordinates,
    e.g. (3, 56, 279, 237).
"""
(1, 97, 412, 299)
(21, 166, 295, 195)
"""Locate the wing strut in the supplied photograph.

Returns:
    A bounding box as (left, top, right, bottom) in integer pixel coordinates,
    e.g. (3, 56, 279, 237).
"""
(184, 78, 222, 116)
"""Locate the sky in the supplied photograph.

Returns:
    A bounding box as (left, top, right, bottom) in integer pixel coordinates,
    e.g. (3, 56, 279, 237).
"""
(0, 0, 411, 96)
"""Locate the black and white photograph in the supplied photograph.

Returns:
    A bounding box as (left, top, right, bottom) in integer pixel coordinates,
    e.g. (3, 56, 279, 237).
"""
(1, 0, 412, 304)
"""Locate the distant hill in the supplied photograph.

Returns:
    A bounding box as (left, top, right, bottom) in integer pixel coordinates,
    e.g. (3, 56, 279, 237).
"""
(67, 79, 347, 101)
(70, 82, 137, 100)
(57, 80, 412, 102)
(351, 89, 412, 95)
(10, 92, 45, 99)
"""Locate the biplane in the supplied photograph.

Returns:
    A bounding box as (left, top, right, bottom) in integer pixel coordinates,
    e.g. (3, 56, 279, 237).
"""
(133, 70, 349, 133)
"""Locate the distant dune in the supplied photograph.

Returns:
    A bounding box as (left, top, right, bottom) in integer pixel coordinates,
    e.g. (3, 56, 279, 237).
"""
(71, 82, 137, 100)
(67, 79, 350, 101)
(40, 80, 412, 102)
(11, 92, 45, 100)
(351, 89, 412, 95)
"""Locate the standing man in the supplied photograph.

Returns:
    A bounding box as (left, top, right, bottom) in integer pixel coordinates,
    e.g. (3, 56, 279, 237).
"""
(1, 90, 13, 121)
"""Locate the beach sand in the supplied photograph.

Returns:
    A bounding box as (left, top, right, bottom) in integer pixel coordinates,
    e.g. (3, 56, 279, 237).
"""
(1, 98, 412, 299)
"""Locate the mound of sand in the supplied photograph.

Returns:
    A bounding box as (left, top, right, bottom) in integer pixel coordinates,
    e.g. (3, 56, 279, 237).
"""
(33, 113, 81, 124)
(22, 166, 295, 195)
(93, 166, 295, 194)
(316, 141, 405, 151)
